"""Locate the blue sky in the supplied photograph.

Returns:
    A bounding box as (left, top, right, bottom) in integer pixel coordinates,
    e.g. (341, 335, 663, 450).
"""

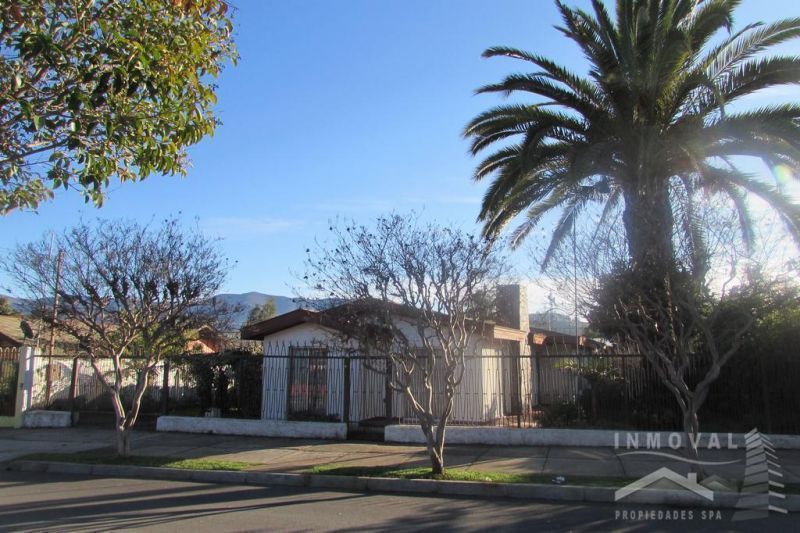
(1, 0, 798, 310)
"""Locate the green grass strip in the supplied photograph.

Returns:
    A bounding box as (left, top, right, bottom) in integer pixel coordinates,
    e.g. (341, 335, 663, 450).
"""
(23, 452, 255, 471)
(308, 464, 629, 487)
(20, 453, 800, 495)
(308, 465, 800, 494)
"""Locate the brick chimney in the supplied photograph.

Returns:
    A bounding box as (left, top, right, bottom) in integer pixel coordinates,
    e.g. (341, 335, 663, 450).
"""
(496, 283, 529, 332)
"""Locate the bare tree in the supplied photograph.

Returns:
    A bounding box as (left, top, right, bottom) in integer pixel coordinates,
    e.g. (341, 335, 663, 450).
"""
(305, 214, 506, 474)
(611, 273, 753, 472)
(3, 218, 230, 455)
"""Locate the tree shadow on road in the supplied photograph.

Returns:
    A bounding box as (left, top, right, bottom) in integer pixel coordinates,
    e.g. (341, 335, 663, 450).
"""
(0, 473, 365, 532)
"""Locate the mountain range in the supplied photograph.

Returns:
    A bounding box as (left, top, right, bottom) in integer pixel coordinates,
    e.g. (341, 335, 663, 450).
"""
(212, 292, 304, 326)
(2, 291, 588, 335)
(0, 291, 305, 328)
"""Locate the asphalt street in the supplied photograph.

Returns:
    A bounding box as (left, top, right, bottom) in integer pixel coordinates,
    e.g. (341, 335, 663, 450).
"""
(0, 471, 797, 532)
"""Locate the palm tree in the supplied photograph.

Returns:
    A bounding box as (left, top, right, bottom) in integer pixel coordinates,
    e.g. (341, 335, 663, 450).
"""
(465, 0, 800, 278)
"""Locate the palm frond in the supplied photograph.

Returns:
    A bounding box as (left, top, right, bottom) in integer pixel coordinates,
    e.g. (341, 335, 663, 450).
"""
(482, 176, 570, 243)
(682, 0, 736, 52)
(467, 0, 800, 262)
(541, 186, 602, 269)
(719, 169, 800, 245)
(716, 56, 800, 104)
(475, 74, 601, 119)
(704, 17, 800, 79)
(480, 46, 604, 104)
(701, 173, 756, 252)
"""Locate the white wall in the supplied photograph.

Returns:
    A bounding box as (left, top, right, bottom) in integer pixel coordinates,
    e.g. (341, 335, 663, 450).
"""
(158, 416, 347, 440)
(480, 345, 504, 422)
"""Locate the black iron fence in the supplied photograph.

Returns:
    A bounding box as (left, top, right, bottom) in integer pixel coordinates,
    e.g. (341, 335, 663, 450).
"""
(27, 346, 800, 434)
(531, 349, 800, 434)
(31, 352, 262, 422)
(168, 353, 263, 418)
(0, 348, 18, 417)
(262, 345, 800, 434)
(261, 352, 536, 427)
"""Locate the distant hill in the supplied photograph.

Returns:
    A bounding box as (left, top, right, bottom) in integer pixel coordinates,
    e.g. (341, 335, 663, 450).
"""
(1, 291, 307, 328)
(213, 292, 303, 327)
(0, 294, 30, 314)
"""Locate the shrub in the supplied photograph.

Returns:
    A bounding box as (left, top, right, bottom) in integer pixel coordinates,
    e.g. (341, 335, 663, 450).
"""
(177, 353, 262, 419)
(539, 401, 583, 428)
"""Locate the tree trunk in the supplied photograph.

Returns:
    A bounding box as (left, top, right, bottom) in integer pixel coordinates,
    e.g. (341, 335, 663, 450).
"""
(421, 424, 445, 475)
(622, 182, 675, 278)
(430, 448, 445, 475)
(683, 408, 704, 478)
(117, 426, 132, 457)
(109, 388, 129, 457)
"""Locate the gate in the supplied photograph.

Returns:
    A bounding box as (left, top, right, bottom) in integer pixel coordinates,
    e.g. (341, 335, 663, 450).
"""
(0, 348, 19, 417)
(286, 347, 330, 420)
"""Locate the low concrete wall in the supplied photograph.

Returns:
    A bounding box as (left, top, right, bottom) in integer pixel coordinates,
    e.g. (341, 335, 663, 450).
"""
(21, 410, 74, 428)
(156, 416, 347, 440)
(385, 425, 800, 449)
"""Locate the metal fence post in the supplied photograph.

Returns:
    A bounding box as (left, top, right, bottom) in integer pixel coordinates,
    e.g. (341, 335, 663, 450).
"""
(161, 359, 170, 415)
(384, 358, 393, 420)
(343, 357, 351, 425)
(758, 353, 773, 434)
(236, 356, 243, 415)
(534, 349, 542, 406)
(68, 357, 79, 425)
(621, 355, 630, 428)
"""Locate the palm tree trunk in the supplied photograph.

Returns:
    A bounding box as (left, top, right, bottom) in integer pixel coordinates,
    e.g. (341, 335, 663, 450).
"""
(622, 183, 675, 278)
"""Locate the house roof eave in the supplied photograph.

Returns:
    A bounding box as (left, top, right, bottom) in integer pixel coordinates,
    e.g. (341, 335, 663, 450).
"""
(240, 309, 322, 340)
(492, 325, 528, 342)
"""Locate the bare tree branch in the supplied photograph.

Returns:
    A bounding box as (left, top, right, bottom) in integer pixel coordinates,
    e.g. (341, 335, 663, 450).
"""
(1, 217, 230, 455)
(304, 214, 508, 474)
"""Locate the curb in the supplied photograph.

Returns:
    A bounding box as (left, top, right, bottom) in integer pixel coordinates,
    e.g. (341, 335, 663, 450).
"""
(6, 460, 799, 512)
(385, 426, 800, 449)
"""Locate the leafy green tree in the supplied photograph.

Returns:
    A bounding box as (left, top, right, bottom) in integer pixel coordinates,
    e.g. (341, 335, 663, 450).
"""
(247, 298, 277, 325)
(709, 278, 800, 356)
(0, 0, 236, 213)
(0, 296, 14, 315)
(587, 265, 705, 339)
(465, 0, 800, 280)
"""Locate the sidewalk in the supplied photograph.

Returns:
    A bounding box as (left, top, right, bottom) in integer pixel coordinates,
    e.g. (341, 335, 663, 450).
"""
(2, 428, 799, 484)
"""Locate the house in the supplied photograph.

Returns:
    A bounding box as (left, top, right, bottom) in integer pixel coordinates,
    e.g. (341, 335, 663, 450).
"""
(241, 284, 531, 426)
(528, 327, 605, 354)
(0, 315, 85, 353)
(0, 330, 21, 349)
(185, 325, 226, 354)
(528, 327, 613, 405)
(0, 315, 28, 348)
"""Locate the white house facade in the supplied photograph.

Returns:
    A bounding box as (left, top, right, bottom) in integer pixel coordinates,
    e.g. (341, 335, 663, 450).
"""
(241, 285, 532, 426)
